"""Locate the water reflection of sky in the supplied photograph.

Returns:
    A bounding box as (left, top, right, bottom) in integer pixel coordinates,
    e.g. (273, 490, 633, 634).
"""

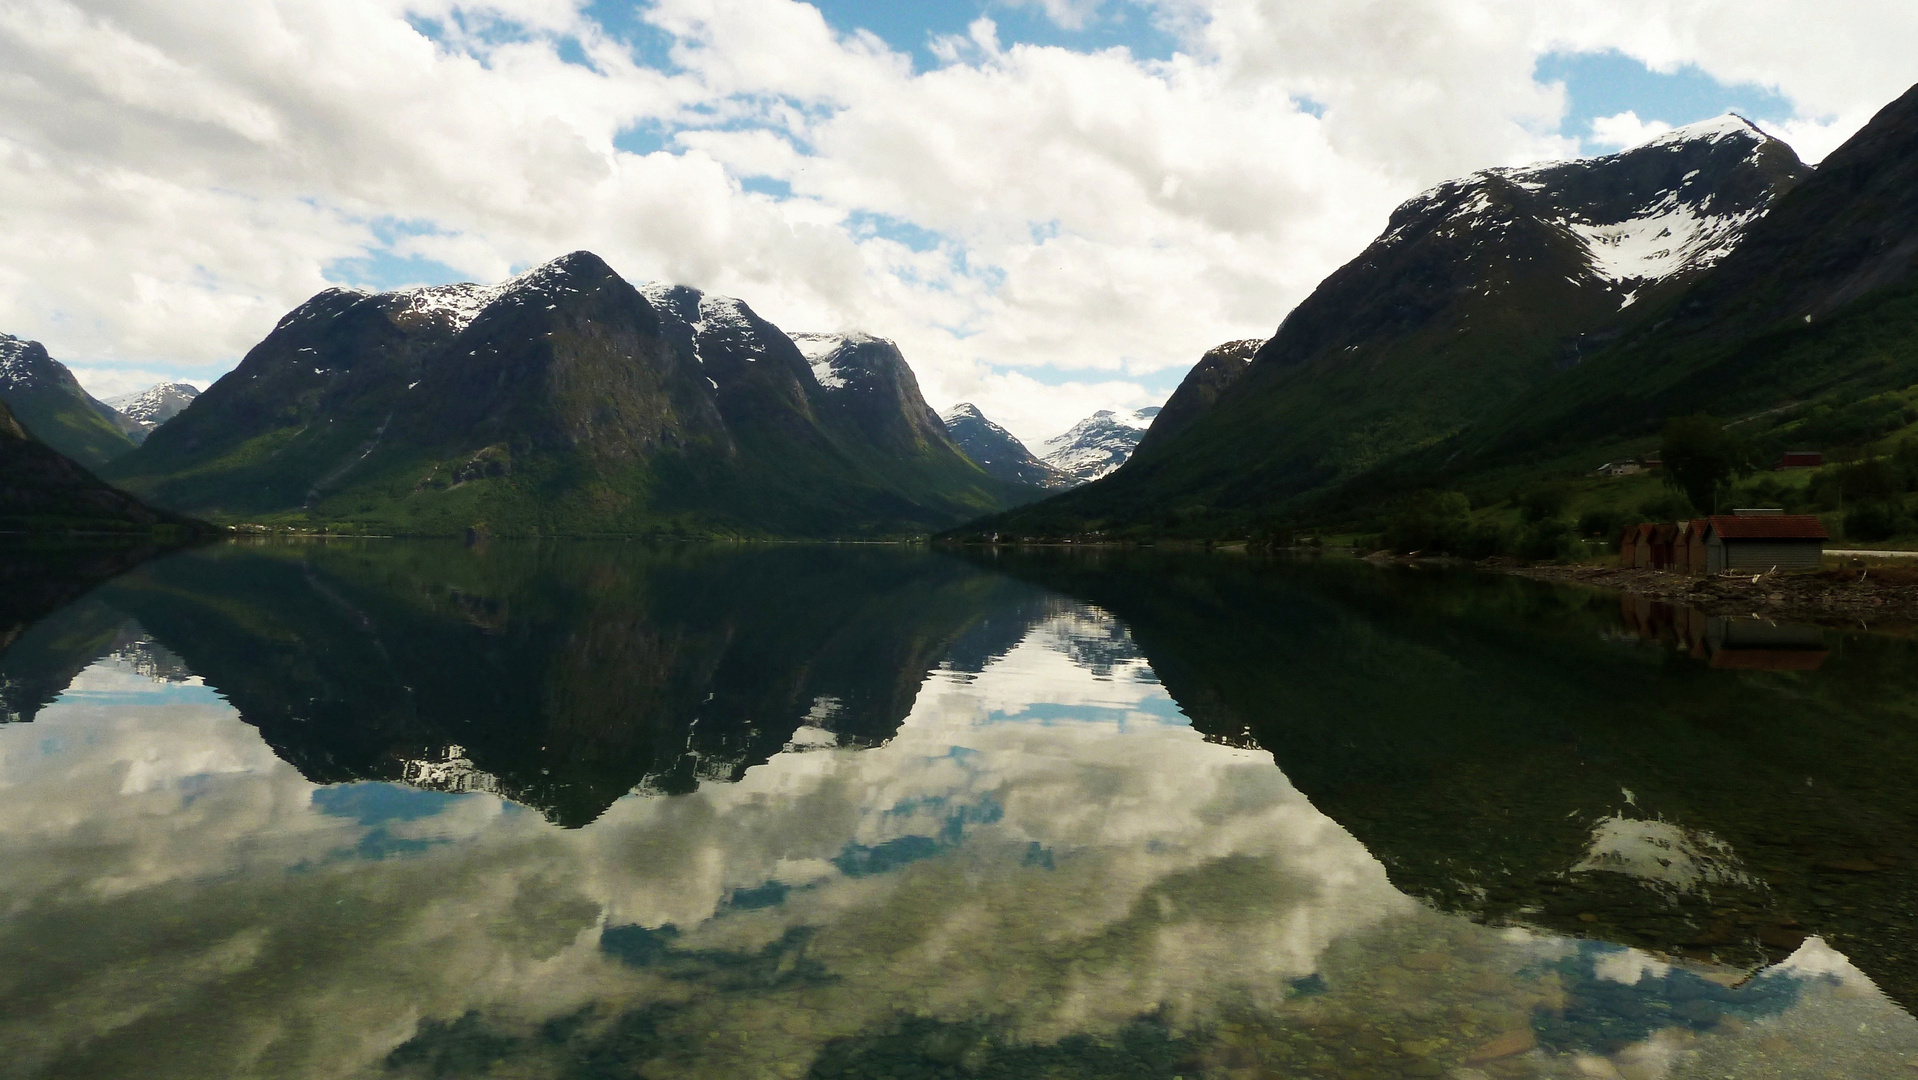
(1, 602, 1915, 1079)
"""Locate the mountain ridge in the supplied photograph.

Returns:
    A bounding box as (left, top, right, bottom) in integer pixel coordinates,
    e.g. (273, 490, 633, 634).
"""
(103, 252, 1025, 537)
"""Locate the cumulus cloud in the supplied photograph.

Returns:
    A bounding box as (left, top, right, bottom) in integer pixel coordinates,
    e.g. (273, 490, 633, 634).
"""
(1587, 109, 1674, 149)
(1, 0, 1914, 442)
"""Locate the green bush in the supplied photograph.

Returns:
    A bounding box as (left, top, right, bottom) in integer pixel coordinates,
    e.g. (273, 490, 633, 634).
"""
(1518, 484, 1570, 523)
(1381, 491, 1472, 554)
(1515, 518, 1579, 562)
(1635, 493, 1693, 521)
(1845, 499, 1907, 543)
(1577, 508, 1630, 539)
(1808, 468, 1844, 511)
(1841, 458, 1901, 501)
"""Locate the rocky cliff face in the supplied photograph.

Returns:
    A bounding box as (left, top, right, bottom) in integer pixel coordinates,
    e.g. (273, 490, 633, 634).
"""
(940, 403, 1068, 488)
(105, 253, 1016, 536)
(0, 334, 142, 467)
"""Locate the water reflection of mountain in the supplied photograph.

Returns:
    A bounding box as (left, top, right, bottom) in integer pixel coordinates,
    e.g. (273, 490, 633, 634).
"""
(2, 542, 1050, 826)
(978, 550, 1918, 1011)
(0, 541, 170, 653)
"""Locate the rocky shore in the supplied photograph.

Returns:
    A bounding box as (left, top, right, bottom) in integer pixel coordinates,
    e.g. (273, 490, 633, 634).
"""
(1506, 563, 1918, 630)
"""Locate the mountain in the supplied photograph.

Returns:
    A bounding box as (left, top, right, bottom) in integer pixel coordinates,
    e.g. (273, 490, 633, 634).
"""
(963, 114, 1812, 537)
(940, 403, 1069, 488)
(786, 332, 1003, 487)
(0, 334, 143, 468)
(1454, 82, 1918, 466)
(0, 397, 194, 535)
(105, 382, 201, 442)
(1040, 407, 1161, 484)
(101, 252, 1024, 537)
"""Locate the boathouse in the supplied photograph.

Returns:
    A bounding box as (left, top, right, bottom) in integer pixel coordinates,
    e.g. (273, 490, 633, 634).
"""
(1703, 511, 1829, 573)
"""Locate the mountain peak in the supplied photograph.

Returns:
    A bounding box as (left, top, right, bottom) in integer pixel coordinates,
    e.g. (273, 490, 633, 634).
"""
(941, 402, 1068, 489)
(791, 332, 905, 392)
(107, 382, 202, 429)
(1376, 113, 1807, 294)
(1636, 113, 1767, 151)
(391, 251, 618, 334)
(1041, 407, 1161, 483)
(0, 333, 51, 389)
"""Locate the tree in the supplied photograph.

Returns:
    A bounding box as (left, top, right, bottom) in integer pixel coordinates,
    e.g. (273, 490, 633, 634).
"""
(1661, 414, 1754, 514)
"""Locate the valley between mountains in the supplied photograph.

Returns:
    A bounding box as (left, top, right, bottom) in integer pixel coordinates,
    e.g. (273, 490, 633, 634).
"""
(13, 81, 1918, 544)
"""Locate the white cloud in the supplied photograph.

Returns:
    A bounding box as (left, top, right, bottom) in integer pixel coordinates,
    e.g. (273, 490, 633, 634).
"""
(1587, 109, 1673, 150)
(0, 0, 1914, 443)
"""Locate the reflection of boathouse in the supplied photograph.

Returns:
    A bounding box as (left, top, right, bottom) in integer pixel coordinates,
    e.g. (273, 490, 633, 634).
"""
(1619, 594, 1829, 670)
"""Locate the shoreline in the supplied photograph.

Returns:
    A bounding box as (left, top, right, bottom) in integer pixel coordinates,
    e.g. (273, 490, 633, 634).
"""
(1504, 562, 1918, 631)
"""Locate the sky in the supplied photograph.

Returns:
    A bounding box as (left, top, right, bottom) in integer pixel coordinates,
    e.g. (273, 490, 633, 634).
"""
(2, 1, 1915, 444)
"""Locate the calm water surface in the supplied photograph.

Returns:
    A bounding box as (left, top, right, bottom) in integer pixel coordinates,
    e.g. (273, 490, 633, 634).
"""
(3, 542, 1918, 1080)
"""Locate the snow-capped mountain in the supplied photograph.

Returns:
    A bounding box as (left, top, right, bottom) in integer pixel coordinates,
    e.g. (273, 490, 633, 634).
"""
(0, 333, 144, 466)
(107, 252, 1014, 535)
(106, 382, 200, 440)
(941, 403, 1070, 488)
(1376, 114, 1805, 312)
(790, 332, 963, 457)
(977, 114, 1811, 535)
(1041, 407, 1161, 484)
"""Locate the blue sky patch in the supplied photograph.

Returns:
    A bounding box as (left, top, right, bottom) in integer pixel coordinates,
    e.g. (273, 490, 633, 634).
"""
(807, 0, 1181, 70)
(311, 781, 473, 826)
(1540, 50, 1796, 144)
(52, 679, 228, 709)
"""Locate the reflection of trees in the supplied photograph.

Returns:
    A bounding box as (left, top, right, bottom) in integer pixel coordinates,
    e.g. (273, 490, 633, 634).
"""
(977, 550, 1918, 1011)
(57, 542, 1052, 827)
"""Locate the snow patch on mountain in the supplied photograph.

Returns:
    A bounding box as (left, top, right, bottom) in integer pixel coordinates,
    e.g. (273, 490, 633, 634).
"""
(1041, 407, 1162, 484)
(1563, 194, 1763, 284)
(792, 333, 853, 388)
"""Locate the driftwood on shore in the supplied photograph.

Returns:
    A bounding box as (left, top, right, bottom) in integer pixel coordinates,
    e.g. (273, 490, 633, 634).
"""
(1508, 563, 1918, 630)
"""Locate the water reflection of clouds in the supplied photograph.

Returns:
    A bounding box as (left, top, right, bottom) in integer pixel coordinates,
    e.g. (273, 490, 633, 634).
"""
(951, 607, 1186, 729)
(3, 612, 1917, 1079)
